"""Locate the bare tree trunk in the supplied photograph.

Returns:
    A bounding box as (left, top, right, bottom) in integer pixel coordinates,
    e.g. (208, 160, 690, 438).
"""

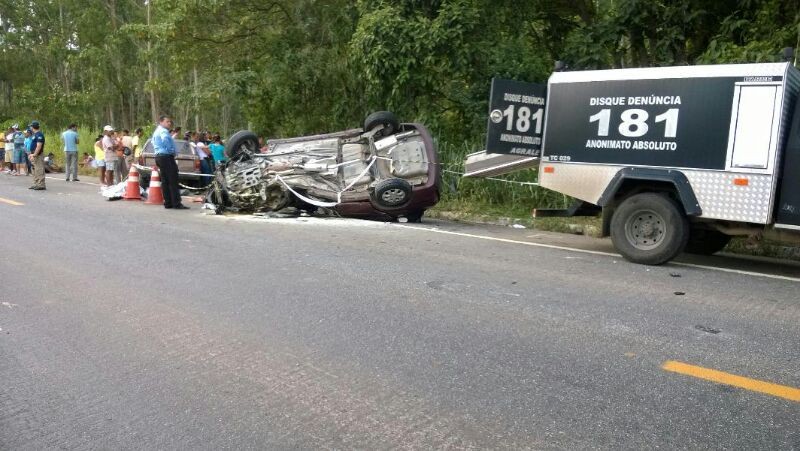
(129, 91, 135, 128)
(178, 104, 189, 132)
(222, 102, 230, 137)
(146, 0, 159, 123)
(120, 92, 129, 129)
(193, 66, 199, 132)
(59, 0, 72, 96)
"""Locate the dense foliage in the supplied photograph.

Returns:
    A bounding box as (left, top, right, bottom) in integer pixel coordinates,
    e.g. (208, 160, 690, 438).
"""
(1, 0, 799, 208)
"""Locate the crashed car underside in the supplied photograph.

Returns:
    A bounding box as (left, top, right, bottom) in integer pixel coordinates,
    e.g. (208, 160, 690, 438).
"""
(205, 112, 440, 221)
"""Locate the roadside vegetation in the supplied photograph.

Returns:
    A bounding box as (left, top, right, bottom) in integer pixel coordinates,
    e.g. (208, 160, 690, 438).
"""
(2, 0, 799, 215)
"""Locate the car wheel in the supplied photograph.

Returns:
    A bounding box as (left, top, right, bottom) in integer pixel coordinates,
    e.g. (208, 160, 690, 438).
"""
(224, 130, 260, 160)
(371, 178, 413, 208)
(610, 192, 689, 265)
(684, 227, 731, 255)
(364, 111, 400, 137)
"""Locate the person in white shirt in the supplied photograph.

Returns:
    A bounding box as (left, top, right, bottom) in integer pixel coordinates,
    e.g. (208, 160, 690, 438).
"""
(102, 125, 117, 186)
(4, 127, 15, 174)
(191, 131, 212, 186)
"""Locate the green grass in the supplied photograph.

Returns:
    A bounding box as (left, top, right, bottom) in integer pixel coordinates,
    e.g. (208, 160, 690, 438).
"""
(430, 199, 602, 235)
(44, 128, 100, 166)
(36, 127, 102, 177)
(436, 140, 571, 211)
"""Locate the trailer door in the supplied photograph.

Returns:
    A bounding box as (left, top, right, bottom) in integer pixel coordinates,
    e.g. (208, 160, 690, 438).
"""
(728, 85, 778, 170)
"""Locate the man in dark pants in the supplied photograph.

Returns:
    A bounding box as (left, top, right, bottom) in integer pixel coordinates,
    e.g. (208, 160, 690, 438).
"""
(152, 115, 188, 210)
(28, 121, 46, 190)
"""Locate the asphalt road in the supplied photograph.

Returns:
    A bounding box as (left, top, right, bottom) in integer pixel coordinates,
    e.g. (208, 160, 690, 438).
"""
(1, 175, 798, 450)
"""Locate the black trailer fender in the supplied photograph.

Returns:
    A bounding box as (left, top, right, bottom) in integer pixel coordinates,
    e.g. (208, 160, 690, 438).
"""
(598, 167, 702, 217)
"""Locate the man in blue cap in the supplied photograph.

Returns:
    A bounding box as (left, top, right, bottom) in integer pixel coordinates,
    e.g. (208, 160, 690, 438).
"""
(28, 121, 46, 190)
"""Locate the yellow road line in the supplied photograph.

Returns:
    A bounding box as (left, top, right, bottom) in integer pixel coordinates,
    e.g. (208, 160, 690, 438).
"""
(0, 196, 24, 206)
(663, 360, 800, 402)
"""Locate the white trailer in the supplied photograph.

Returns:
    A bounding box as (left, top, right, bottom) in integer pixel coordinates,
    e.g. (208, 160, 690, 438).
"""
(466, 62, 800, 264)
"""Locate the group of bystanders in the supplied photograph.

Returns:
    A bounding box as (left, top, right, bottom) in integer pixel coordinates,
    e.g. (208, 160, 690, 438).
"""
(90, 127, 142, 187)
(2, 122, 46, 190)
(6, 115, 230, 211)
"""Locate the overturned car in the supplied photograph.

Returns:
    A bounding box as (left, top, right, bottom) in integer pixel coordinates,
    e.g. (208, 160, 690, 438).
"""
(206, 112, 440, 221)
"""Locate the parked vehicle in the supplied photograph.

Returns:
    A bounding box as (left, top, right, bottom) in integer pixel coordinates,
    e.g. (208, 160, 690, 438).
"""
(137, 139, 205, 187)
(466, 61, 800, 265)
(206, 111, 441, 221)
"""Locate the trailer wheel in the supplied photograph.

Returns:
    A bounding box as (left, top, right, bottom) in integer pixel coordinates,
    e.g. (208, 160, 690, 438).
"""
(610, 193, 689, 265)
(684, 228, 731, 255)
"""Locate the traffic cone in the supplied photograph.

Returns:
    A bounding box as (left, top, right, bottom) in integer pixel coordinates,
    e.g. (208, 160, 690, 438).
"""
(123, 165, 141, 200)
(145, 167, 164, 205)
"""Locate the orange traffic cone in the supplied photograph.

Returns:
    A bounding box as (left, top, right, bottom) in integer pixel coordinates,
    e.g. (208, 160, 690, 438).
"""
(145, 167, 164, 205)
(123, 165, 141, 200)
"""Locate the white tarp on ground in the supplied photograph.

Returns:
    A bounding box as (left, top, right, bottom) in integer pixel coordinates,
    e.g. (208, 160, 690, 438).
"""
(100, 179, 146, 200)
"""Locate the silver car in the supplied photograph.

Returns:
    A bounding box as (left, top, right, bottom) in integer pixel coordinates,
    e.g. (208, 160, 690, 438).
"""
(206, 111, 441, 221)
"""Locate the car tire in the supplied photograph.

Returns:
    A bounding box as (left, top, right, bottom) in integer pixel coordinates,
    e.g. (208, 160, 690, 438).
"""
(371, 178, 413, 208)
(224, 130, 260, 160)
(610, 192, 689, 265)
(364, 111, 400, 137)
(685, 227, 731, 255)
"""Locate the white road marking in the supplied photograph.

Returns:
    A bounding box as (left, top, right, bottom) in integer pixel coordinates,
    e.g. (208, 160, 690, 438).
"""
(670, 262, 800, 282)
(395, 224, 800, 283)
(203, 212, 800, 282)
(396, 224, 619, 257)
(215, 214, 394, 229)
(45, 176, 102, 187)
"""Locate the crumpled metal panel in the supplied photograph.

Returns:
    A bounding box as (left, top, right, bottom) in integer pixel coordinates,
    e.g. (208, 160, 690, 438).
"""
(390, 138, 428, 178)
(269, 138, 339, 157)
(684, 171, 774, 224)
(341, 143, 371, 187)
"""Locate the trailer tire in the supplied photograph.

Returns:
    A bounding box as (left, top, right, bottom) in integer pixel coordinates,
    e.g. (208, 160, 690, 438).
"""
(610, 193, 689, 265)
(685, 228, 731, 255)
